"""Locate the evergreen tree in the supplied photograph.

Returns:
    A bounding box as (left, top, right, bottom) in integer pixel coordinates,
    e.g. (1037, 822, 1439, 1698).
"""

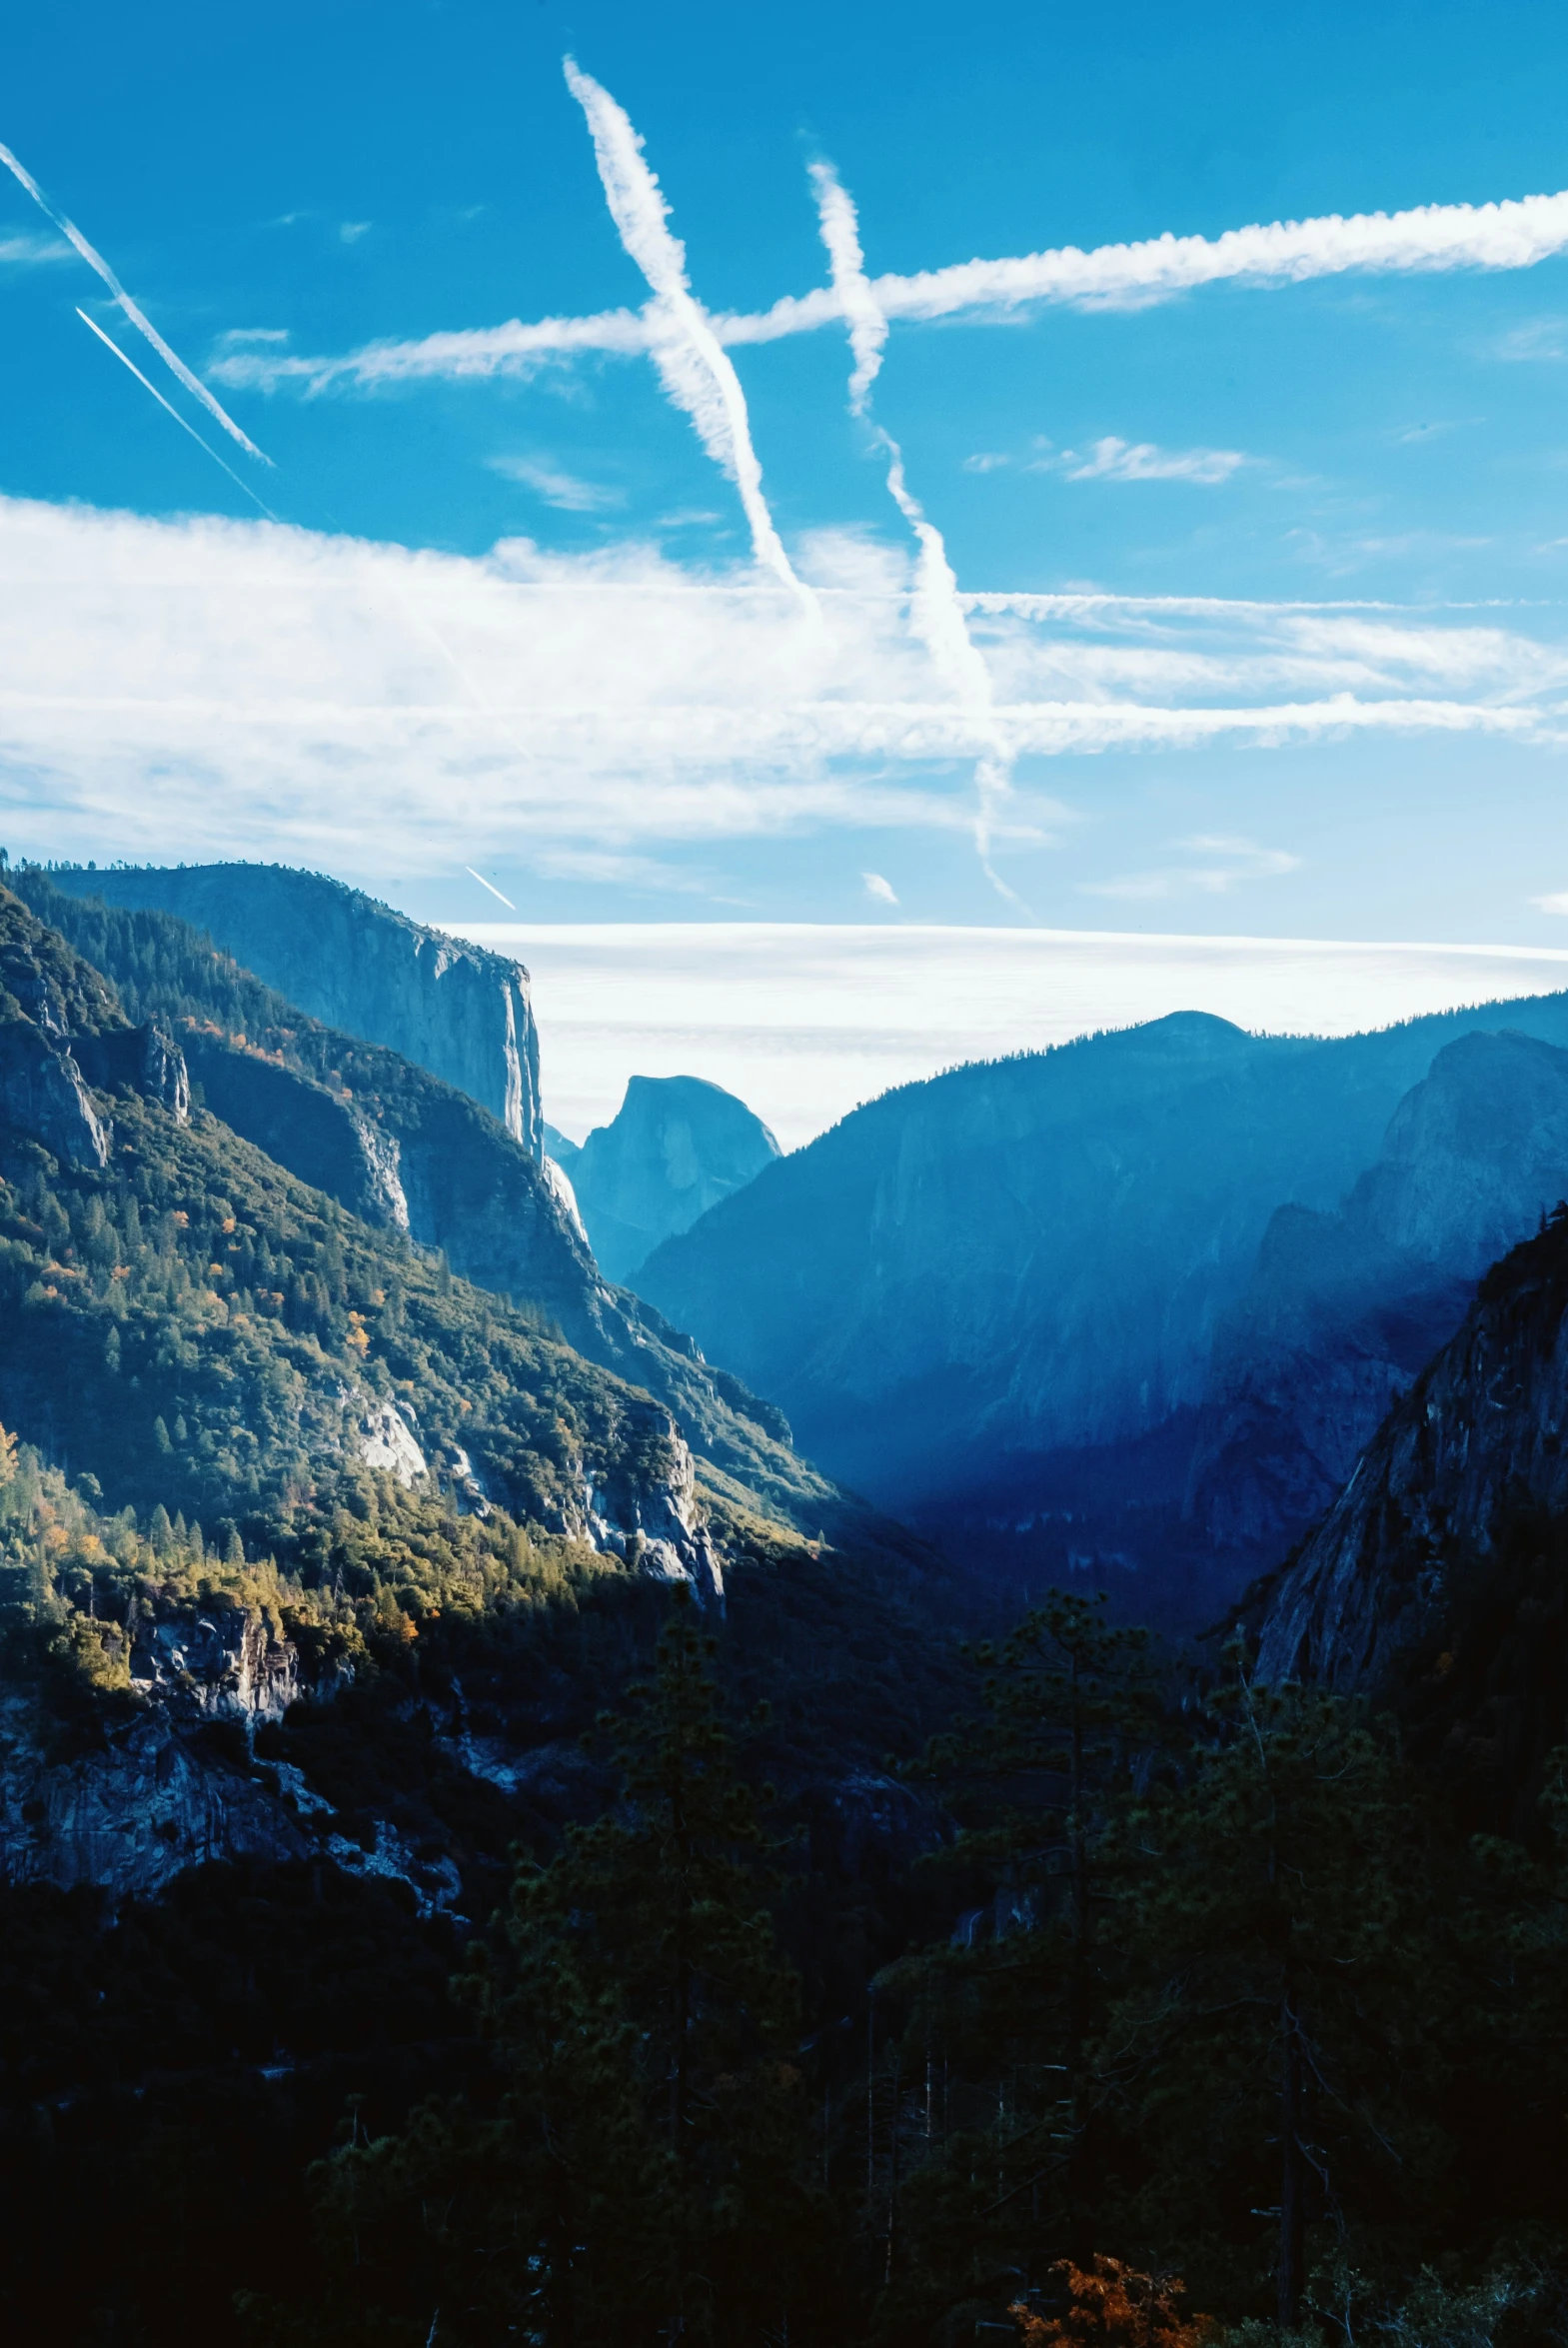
(873, 1593, 1164, 2336)
(1108, 1659, 1442, 2327)
(290, 1589, 829, 2347)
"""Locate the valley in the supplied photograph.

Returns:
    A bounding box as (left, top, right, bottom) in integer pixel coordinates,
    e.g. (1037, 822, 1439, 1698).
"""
(5, 860, 1568, 2342)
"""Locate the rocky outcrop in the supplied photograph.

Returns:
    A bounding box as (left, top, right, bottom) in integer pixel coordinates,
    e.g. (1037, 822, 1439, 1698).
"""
(569, 1074, 781, 1284)
(354, 1394, 428, 1487)
(0, 1022, 109, 1169)
(0, 1599, 308, 1897)
(74, 1021, 191, 1121)
(184, 1033, 410, 1230)
(1254, 1210, 1568, 1691)
(52, 862, 544, 1152)
(544, 1422, 725, 1602)
(128, 1601, 302, 1724)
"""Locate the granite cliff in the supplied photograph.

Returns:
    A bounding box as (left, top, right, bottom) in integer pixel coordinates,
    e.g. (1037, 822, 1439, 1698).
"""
(11, 870, 803, 1511)
(48, 861, 543, 1150)
(1250, 1202, 1568, 1832)
(564, 1073, 781, 1283)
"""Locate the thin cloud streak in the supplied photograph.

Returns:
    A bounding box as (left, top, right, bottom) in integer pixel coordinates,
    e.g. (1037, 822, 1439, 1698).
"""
(0, 231, 71, 265)
(811, 156, 1021, 906)
(488, 454, 625, 512)
(1057, 436, 1248, 482)
(806, 160, 886, 413)
(74, 310, 279, 520)
(1080, 835, 1301, 900)
(562, 57, 815, 615)
(217, 183, 1568, 396)
(0, 137, 272, 462)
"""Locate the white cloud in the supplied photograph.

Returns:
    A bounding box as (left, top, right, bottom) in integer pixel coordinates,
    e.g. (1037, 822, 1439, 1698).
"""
(1081, 836, 1300, 901)
(215, 326, 291, 349)
(1056, 437, 1248, 484)
(488, 454, 625, 513)
(1533, 892, 1568, 914)
(0, 231, 71, 265)
(216, 180, 1568, 397)
(862, 871, 898, 904)
(962, 452, 1011, 473)
(339, 221, 373, 245)
(0, 496, 1558, 883)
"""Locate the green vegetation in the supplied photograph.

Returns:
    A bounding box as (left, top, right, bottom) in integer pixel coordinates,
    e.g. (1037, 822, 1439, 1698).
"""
(0, 1071, 683, 1554)
(6, 878, 1568, 2343)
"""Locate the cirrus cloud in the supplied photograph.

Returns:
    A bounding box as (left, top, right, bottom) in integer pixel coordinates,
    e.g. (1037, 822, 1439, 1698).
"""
(0, 494, 1559, 887)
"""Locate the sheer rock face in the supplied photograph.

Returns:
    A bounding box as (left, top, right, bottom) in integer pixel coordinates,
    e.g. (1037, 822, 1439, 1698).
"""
(0, 1024, 109, 1170)
(0, 1604, 308, 1898)
(183, 1033, 411, 1231)
(53, 863, 544, 1153)
(354, 1395, 428, 1487)
(75, 1022, 191, 1123)
(569, 1075, 781, 1284)
(545, 1423, 725, 1604)
(1254, 1213, 1568, 1691)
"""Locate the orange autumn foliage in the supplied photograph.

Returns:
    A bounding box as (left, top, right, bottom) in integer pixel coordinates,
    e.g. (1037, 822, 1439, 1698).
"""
(1011, 2256, 1214, 2348)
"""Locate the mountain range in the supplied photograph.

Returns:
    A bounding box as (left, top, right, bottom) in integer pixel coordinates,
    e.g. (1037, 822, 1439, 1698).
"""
(636, 997, 1568, 1614)
(13, 857, 1568, 2336)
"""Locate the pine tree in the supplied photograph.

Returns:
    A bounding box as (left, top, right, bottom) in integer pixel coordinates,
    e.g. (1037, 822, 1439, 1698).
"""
(521, 1586, 813, 2342)
(291, 1589, 827, 2348)
(1110, 1658, 1441, 2327)
(871, 1594, 1164, 2340)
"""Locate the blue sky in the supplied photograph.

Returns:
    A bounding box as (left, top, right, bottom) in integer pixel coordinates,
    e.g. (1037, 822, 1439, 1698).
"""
(7, 0, 1568, 947)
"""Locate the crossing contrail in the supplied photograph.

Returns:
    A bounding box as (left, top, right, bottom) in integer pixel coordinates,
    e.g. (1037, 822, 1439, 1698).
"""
(0, 137, 271, 463)
(75, 308, 278, 519)
(218, 184, 1568, 396)
(562, 58, 816, 617)
(811, 158, 1022, 907)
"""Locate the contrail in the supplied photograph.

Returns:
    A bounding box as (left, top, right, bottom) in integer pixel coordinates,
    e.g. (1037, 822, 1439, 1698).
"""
(465, 866, 517, 910)
(0, 138, 272, 464)
(228, 184, 1568, 395)
(75, 308, 279, 520)
(811, 159, 1022, 907)
(805, 161, 885, 413)
(562, 58, 816, 617)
